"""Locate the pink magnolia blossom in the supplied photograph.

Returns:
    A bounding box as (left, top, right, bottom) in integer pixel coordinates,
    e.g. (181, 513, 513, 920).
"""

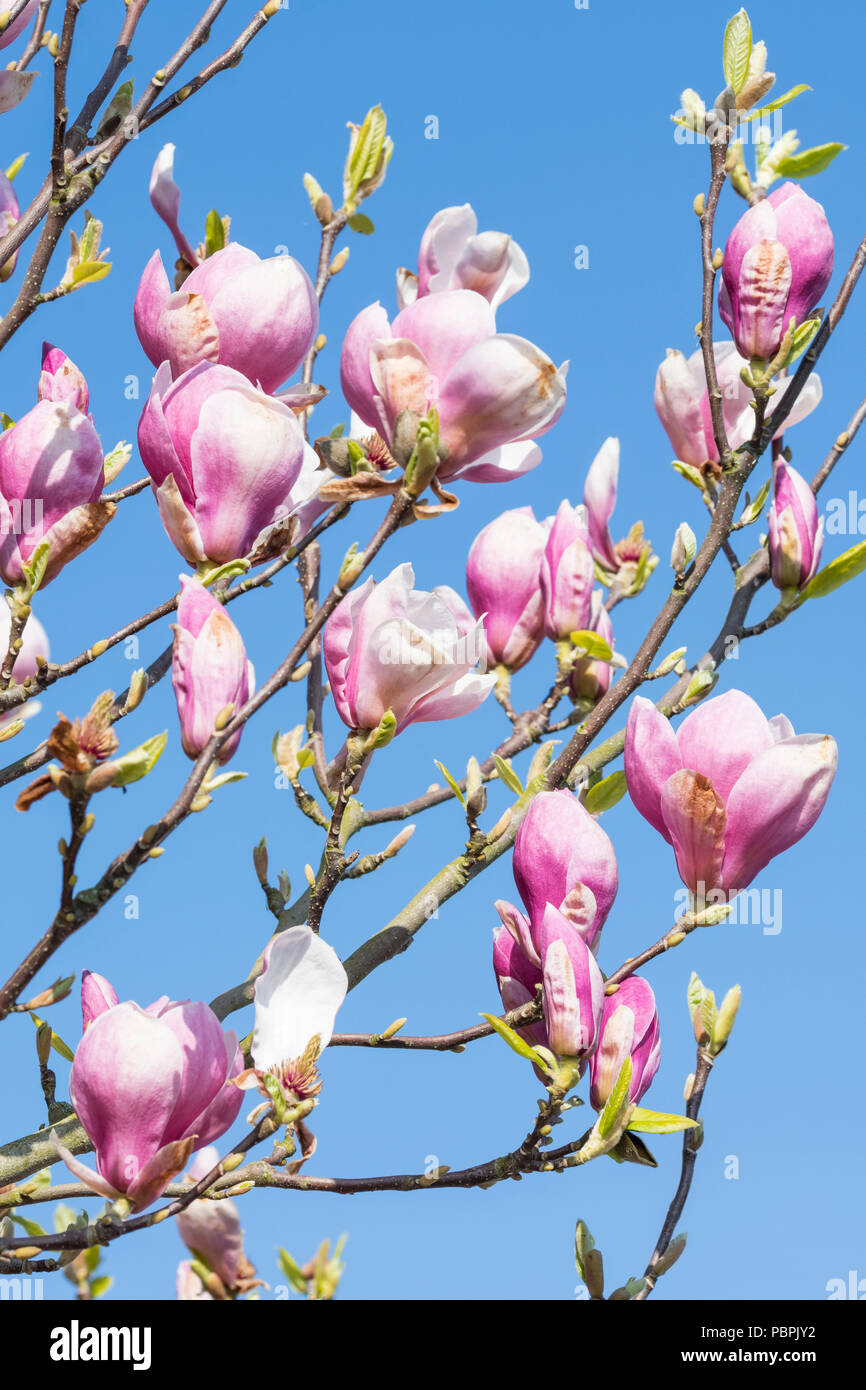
(81, 969, 119, 1029)
(500, 789, 619, 957)
(135, 242, 317, 396)
(53, 976, 244, 1212)
(589, 977, 660, 1110)
(654, 342, 823, 467)
(0, 1, 38, 49)
(38, 342, 89, 413)
(465, 506, 547, 672)
(340, 290, 566, 484)
(137, 361, 306, 565)
(397, 204, 529, 313)
(171, 575, 254, 764)
(246, 926, 348, 1104)
(323, 561, 495, 735)
(0, 398, 107, 587)
(768, 461, 823, 592)
(719, 183, 834, 361)
(540, 500, 594, 640)
(624, 691, 837, 894)
(175, 1146, 249, 1291)
(492, 902, 605, 1066)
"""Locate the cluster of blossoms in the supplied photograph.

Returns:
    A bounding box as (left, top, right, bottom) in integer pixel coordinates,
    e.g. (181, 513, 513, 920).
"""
(493, 791, 660, 1107)
(55, 927, 347, 1210)
(0, 75, 840, 1299)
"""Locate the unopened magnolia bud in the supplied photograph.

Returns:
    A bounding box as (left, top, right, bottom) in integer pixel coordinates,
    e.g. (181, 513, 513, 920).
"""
(654, 1233, 687, 1276)
(384, 825, 415, 857)
(330, 247, 349, 275)
(304, 863, 316, 887)
(36, 1022, 52, 1066)
(713, 983, 741, 1049)
(214, 704, 235, 731)
(693, 192, 706, 217)
(337, 544, 365, 590)
(253, 836, 269, 885)
(670, 522, 697, 576)
(381, 1017, 407, 1040)
(123, 668, 148, 714)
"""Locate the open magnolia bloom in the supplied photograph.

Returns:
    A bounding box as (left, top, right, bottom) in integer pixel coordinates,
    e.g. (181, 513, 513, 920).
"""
(0, 396, 112, 588)
(135, 243, 318, 394)
(654, 342, 823, 469)
(53, 975, 244, 1212)
(625, 691, 838, 896)
(397, 203, 530, 314)
(137, 360, 306, 566)
(238, 927, 348, 1106)
(340, 289, 566, 484)
(323, 561, 495, 735)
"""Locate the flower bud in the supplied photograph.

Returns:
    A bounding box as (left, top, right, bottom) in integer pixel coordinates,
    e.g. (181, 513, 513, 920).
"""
(465, 507, 547, 672)
(768, 461, 823, 592)
(719, 183, 834, 362)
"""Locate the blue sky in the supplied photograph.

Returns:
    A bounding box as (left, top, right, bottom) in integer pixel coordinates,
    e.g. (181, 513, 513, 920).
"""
(0, 0, 863, 1300)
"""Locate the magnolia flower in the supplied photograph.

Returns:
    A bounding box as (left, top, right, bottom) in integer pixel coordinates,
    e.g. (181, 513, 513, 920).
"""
(340, 289, 566, 484)
(719, 183, 834, 361)
(323, 561, 495, 735)
(175, 1146, 257, 1297)
(654, 342, 823, 467)
(37, 342, 89, 413)
(243, 927, 348, 1105)
(540, 500, 594, 640)
(492, 902, 606, 1067)
(0, 398, 112, 588)
(171, 575, 254, 764)
(465, 506, 547, 672)
(53, 976, 244, 1212)
(496, 789, 619, 962)
(768, 461, 823, 592)
(135, 242, 317, 395)
(625, 691, 837, 894)
(397, 203, 529, 313)
(589, 977, 660, 1110)
(137, 361, 306, 566)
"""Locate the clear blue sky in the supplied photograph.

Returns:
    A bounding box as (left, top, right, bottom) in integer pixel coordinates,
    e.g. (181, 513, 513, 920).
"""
(1, 0, 863, 1301)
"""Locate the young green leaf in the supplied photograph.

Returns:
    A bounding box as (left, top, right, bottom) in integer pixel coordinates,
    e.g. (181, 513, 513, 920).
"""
(627, 1107, 699, 1134)
(569, 629, 614, 662)
(775, 141, 845, 179)
(723, 9, 752, 94)
(480, 1012, 547, 1070)
(492, 754, 523, 795)
(598, 1056, 632, 1139)
(802, 538, 866, 600)
(434, 759, 466, 807)
(583, 770, 627, 816)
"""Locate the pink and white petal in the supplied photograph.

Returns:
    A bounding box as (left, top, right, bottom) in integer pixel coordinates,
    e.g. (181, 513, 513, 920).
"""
(252, 926, 348, 1072)
(134, 251, 172, 367)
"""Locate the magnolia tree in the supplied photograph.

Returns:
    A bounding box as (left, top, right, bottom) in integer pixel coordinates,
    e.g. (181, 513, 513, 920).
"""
(0, 2, 857, 1303)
